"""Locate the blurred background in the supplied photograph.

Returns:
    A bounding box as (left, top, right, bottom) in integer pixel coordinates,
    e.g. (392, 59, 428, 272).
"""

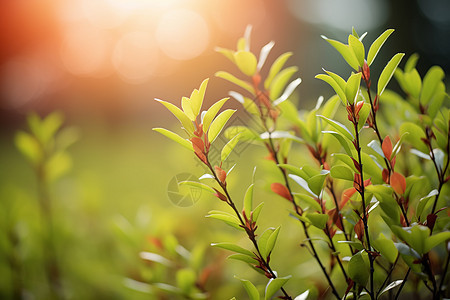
(1, 0, 449, 299)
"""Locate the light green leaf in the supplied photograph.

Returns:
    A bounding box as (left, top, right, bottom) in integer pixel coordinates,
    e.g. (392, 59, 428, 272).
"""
(155, 99, 195, 135)
(420, 66, 445, 105)
(367, 29, 394, 66)
(269, 66, 298, 101)
(208, 109, 236, 144)
(253, 202, 264, 222)
(417, 189, 439, 218)
(265, 276, 291, 300)
(405, 53, 419, 72)
(229, 254, 257, 264)
(266, 227, 281, 258)
(321, 35, 359, 70)
(234, 51, 258, 76)
(316, 74, 346, 105)
(211, 243, 254, 257)
(348, 251, 369, 286)
(244, 184, 254, 215)
(294, 193, 321, 212)
(377, 53, 405, 96)
(307, 173, 328, 196)
(176, 268, 196, 294)
(264, 52, 293, 90)
(318, 115, 354, 141)
(372, 233, 398, 263)
(215, 47, 235, 63)
(322, 131, 353, 155)
(306, 213, 328, 229)
(215, 71, 255, 95)
(404, 69, 422, 99)
(221, 134, 241, 161)
(182, 96, 196, 121)
(348, 34, 365, 67)
(190, 78, 209, 117)
(179, 181, 215, 194)
(330, 165, 354, 181)
(345, 73, 362, 105)
(324, 70, 347, 95)
(399, 122, 428, 153)
(259, 228, 275, 259)
(153, 128, 192, 151)
(45, 151, 72, 182)
(236, 277, 260, 300)
(224, 126, 261, 141)
(206, 212, 244, 231)
(357, 103, 371, 131)
(202, 97, 229, 132)
(424, 231, 450, 253)
(15, 131, 42, 165)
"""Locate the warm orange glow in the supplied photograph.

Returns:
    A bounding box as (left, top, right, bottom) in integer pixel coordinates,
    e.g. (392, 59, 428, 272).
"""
(156, 9, 210, 61)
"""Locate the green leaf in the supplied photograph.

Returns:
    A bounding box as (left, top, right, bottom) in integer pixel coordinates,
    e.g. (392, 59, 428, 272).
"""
(215, 71, 255, 95)
(182, 96, 196, 121)
(211, 243, 254, 257)
(45, 151, 72, 182)
(153, 128, 192, 151)
(316, 74, 347, 105)
(289, 174, 317, 197)
(278, 164, 303, 177)
(259, 228, 275, 259)
(322, 131, 353, 155)
(425, 231, 450, 253)
(208, 109, 236, 144)
(377, 53, 405, 96)
(236, 277, 260, 300)
(416, 189, 439, 218)
(348, 34, 365, 67)
(379, 280, 403, 297)
(318, 115, 354, 141)
(307, 173, 328, 196)
(244, 184, 254, 215)
(15, 131, 43, 165)
(176, 268, 196, 294)
(372, 233, 398, 263)
(337, 240, 364, 251)
(399, 122, 428, 154)
(202, 97, 230, 132)
(330, 165, 354, 181)
(253, 202, 264, 222)
(215, 47, 235, 63)
(357, 103, 371, 131)
(224, 126, 261, 141)
(293, 193, 322, 212)
(410, 225, 430, 254)
(266, 226, 281, 258)
(264, 52, 293, 90)
(221, 134, 241, 161)
(190, 78, 209, 117)
(234, 51, 258, 76)
(405, 53, 420, 72)
(269, 66, 298, 101)
(306, 213, 328, 230)
(345, 73, 362, 105)
(179, 181, 215, 194)
(367, 29, 394, 66)
(348, 251, 369, 286)
(403, 69, 422, 99)
(265, 276, 292, 300)
(420, 66, 445, 105)
(206, 213, 244, 231)
(294, 290, 309, 300)
(228, 254, 257, 264)
(156, 99, 195, 135)
(139, 251, 173, 266)
(321, 35, 359, 70)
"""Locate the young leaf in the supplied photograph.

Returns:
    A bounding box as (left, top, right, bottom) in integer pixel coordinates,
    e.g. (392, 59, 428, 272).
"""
(265, 276, 292, 300)
(244, 184, 254, 215)
(271, 183, 292, 201)
(318, 115, 354, 141)
(202, 97, 229, 132)
(236, 277, 260, 300)
(215, 71, 255, 95)
(420, 66, 445, 105)
(367, 29, 394, 66)
(190, 78, 209, 117)
(15, 131, 43, 165)
(208, 109, 236, 144)
(269, 66, 298, 101)
(330, 165, 354, 181)
(182, 96, 196, 121)
(315, 74, 347, 105)
(348, 34, 365, 67)
(345, 72, 362, 105)
(377, 53, 405, 96)
(234, 51, 258, 76)
(321, 35, 359, 70)
(221, 134, 241, 161)
(155, 99, 195, 134)
(264, 52, 293, 89)
(153, 128, 192, 151)
(211, 243, 254, 257)
(348, 251, 369, 286)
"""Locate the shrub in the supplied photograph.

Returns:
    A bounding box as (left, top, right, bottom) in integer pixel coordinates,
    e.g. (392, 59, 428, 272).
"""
(154, 27, 450, 299)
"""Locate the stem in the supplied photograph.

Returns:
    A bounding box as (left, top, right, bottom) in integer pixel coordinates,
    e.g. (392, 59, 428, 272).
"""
(352, 120, 375, 300)
(205, 159, 293, 300)
(394, 268, 411, 300)
(438, 250, 450, 299)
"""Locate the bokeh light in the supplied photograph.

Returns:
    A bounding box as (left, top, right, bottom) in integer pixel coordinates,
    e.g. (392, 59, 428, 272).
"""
(156, 9, 210, 61)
